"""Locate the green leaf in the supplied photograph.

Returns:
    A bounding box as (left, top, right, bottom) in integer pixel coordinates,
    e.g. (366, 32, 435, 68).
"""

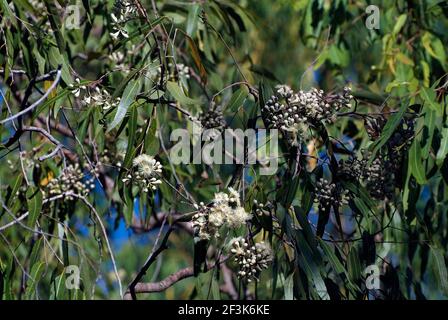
(123, 186, 134, 226)
(408, 139, 427, 184)
(393, 14, 407, 34)
(6, 174, 23, 207)
(347, 246, 362, 282)
(108, 78, 142, 131)
(145, 120, 160, 155)
(283, 273, 294, 300)
(318, 239, 345, 275)
(123, 105, 138, 167)
(25, 262, 45, 299)
(319, 239, 359, 292)
(422, 109, 436, 158)
(421, 32, 447, 68)
(226, 87, 249, 112)
(186, 36, 207, 83)
(211, 276, 220, 300)
(186, 4, 201, 36)
(436, 126, 448, 166)
(166, 81, 199, 106)
(26, 187, 43, 230)
(47, 47, 73, 85)
(420, 87, 441, 115)
(0, 0, 17, 27)
(431, 247, 448, 295)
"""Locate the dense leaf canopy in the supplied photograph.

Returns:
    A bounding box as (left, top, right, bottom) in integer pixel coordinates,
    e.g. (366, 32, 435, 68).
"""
(0, 0, 447, 300)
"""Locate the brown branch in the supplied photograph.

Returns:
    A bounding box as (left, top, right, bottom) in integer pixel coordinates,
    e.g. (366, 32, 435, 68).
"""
(127, 227, 174, 300)
(125, 267, 194, 297)
(220, 263, 238, 300)
(130, 212, 193, 234)
(124, 257, 231, 299)
(0, 66, 62, 125)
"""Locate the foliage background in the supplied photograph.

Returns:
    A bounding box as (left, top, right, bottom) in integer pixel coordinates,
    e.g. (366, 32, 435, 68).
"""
(0, 0, 447, 300)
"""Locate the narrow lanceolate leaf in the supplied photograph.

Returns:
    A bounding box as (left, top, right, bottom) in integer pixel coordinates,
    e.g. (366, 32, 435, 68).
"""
(431, 247, 448, 295)
(27, 188, 43, 229)
(392, 14, 407, 35)
(166, 81, 199, 106)
(186, 4, 201, 36)
(226, 87, 249, 112)
(186, 37, 207, 83)
(409, 139, 427, 184)
(436, 126, 448, 166)
(25, 262, 45, 299)
(108, 78, 142, 131)
(123, 106, 138, 168)
(7, 174, 23, 207)
(420, 87, 441, 115)
(0, 0, 18, 27)
(422, 109, 436, 158)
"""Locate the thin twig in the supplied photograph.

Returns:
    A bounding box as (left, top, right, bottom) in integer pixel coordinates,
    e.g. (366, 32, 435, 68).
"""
(0, 66, 62, 125)
(127, 227, 174, 300)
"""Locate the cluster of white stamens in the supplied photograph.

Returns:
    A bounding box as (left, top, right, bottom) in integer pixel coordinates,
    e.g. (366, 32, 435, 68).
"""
(192, 188, 251, 240)
(121, 154, 163, 192)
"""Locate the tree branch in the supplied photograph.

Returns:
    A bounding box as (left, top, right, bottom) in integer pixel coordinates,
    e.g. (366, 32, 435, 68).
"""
(0, 66, 62, 125)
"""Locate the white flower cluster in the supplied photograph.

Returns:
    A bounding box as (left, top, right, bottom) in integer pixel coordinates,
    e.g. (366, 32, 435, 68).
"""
(314, 178, 349, 213)
(229, 237, 273, 282)
(192, 188, 252, 240)
(88, 87, 121, 111)
(44, 164, 97, 200)
(122, 154, 163, 192)
(172, 63, 190, 79)
(29, 0, 46, 13)
(69, 79, 121, 111)
(262, 85, 353, 131)
(156, 62, 191, 81)
(110, 0, 136, 40)
(109, 51, 130, 74)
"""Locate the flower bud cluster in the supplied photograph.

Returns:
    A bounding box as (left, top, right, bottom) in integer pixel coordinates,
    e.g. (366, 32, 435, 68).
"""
(262, 85, 353, 131)
(362, 154, 394, 199)
(252, 199, 271, 217)
(44, 164, 97, 200)
(198, 108, 226, 131)
(229, 237, 273, 282)
(314, 178, 349, 213)
(338, 152, 394, 200)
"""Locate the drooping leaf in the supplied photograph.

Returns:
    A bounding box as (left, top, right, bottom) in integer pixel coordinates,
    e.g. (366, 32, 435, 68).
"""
(226, 87, 249, 112)
(431, 247, 448, 295)
(26, 187, 43, 230)
(166, 81, 199, 106)
(108, 78, 142, 131)
(409, 139, 427, 184)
